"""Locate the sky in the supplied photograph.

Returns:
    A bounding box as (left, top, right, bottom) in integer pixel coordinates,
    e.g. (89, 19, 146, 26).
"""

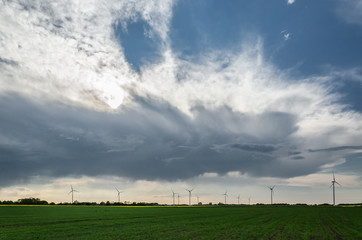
(1, 0, 362, 205)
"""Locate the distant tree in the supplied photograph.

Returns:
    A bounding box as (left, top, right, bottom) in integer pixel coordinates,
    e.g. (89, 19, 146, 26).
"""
(318, 203, 331, 206)
(17, 198, 48, 205)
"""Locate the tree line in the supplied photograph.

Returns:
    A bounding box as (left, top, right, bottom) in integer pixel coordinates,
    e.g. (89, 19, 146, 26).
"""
(0, 198, 160, 206)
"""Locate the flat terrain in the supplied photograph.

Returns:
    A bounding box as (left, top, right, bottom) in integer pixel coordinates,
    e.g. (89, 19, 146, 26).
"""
(0, 205, 362, 239)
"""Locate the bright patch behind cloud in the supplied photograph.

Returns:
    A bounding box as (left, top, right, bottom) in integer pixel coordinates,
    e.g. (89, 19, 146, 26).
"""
(0, 0, 174, 110)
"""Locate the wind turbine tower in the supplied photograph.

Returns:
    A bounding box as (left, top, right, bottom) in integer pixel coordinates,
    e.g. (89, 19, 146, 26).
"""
(268, 186, 275, 205)
(223, 190, 228, 204)
(68, 185, 78, 204)
(197, 196, 200, 203)
(172, 190, 176, 205)
(186, 188, 194, 205)
(115, 187, 123, 203)
(330, 172, 341, 206)
(177, 193, 180, 205)
(237, 195, 240, 205)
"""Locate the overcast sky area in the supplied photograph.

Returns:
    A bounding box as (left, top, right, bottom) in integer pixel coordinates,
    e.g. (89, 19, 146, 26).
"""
(1, 0, 362, 205)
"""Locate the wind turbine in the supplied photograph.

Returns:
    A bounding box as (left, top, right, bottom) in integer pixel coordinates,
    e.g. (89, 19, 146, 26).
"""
(237, 195, 240, 205)
(186, 188, 194, 205)
(172, 190, 176, 205)
(68, 185, 78, 204)
(248, 197, 251, 205)
(177, 193, 180, 205)
(223, 190, 228, 204)
(267, 186, 275, 205)
(330, 172, 341, 206)
(115, 187, 123, 203)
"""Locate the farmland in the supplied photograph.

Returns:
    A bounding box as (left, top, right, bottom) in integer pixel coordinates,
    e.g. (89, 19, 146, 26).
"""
(1, 205, 362, 239)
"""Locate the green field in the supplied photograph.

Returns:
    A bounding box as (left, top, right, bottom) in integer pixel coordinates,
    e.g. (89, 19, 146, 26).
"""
(1, 205, 362, 239)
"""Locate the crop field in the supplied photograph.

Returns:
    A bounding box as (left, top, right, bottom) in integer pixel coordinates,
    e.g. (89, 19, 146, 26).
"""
(1, 205, 362, 240)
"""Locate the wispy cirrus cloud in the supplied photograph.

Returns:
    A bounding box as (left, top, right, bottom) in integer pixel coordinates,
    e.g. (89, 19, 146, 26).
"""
(336, 0, 362, 26)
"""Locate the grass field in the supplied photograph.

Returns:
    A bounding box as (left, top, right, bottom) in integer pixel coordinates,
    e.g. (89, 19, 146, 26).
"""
(1, 205, 362, 239)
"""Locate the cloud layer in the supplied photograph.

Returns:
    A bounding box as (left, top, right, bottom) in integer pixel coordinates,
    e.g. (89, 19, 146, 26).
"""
(1, 0, 362, 188)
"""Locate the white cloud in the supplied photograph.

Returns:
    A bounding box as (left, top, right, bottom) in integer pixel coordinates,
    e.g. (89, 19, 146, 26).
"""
(135, 40, 362, 152)
(0, 0, 174, 110)
(336, 0, 362, 26)
(287, 0, 295, 5)
(285, 173, 360, 188)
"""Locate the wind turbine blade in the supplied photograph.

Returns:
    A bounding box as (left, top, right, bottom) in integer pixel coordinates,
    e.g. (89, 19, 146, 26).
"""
(336, 181, 341, 186)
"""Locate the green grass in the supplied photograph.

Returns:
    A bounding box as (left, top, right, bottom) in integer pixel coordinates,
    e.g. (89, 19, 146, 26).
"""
(1, 205, 362, 239)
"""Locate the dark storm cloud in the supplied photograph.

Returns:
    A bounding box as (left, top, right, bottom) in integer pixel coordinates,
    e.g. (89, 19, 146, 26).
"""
(309, 146, 362, 153)
(288, 151, 301, 156)
(230, 144, 277, 153)
(0, 57, 19, 67)
(0, 93, 320, 187)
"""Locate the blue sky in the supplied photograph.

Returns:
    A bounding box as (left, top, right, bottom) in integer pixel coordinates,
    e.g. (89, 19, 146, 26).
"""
(1, 0, 362, 204)
(122, 0, 362, 76)
(119, 0, 362, 110)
